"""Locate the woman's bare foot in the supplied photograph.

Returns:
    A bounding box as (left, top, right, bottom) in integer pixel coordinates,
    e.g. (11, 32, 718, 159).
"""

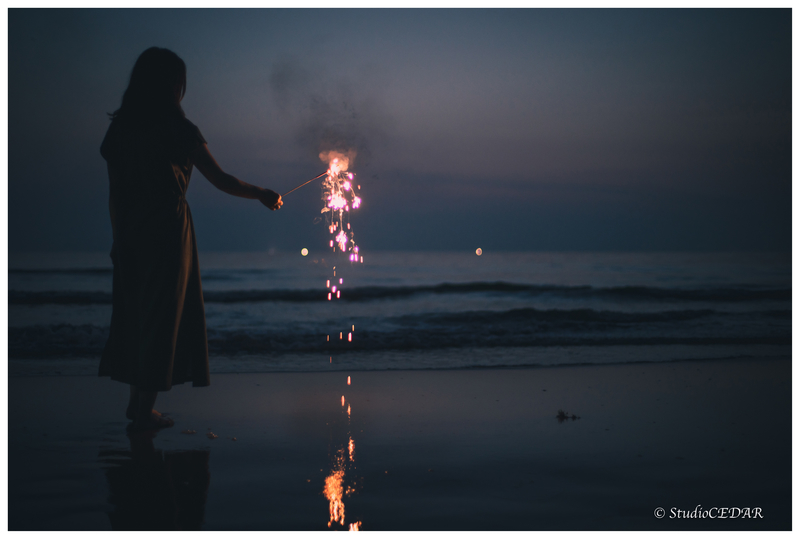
(130, 410, 174, 431)
(125, 405, 166, 421)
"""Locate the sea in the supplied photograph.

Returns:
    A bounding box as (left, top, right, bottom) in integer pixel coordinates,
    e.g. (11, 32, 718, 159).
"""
(8, 250, 792, 376)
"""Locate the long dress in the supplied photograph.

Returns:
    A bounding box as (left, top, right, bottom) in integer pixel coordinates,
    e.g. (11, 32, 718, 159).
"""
(98, 110, 210, 391)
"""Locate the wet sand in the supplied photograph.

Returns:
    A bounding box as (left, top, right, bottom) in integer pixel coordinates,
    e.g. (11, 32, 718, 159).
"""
(8, 357, 791, 530)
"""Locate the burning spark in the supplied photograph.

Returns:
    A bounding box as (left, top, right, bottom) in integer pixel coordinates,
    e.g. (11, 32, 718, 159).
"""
(329, 193, 348, 211)
(335, 230, 348, 251)
(301, 248, 308, 256)
(319, 152, 363, 262)
(341, 396, 345, 406)
(348, 437, 355, 461)
(476, 248, 483, 256)
(348, 333, 352, 342)
(347, 376, 351, 385)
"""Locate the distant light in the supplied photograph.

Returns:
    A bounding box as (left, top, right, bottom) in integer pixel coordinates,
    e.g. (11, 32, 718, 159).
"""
(301, 248, 308, 256)
(476, 248, 483, 256)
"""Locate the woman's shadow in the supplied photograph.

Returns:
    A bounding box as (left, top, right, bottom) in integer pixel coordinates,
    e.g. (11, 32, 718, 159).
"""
(99, 429, 210, 530)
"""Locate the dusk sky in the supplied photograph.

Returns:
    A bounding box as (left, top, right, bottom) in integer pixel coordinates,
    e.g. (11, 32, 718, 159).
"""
(8, 8, 791, 253)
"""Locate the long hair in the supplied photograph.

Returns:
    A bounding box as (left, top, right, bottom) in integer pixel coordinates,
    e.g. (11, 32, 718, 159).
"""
(110, 47, 186, 120)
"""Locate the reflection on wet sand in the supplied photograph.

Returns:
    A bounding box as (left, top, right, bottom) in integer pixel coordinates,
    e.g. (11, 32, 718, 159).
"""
(324, 391, 362, 531)
(99, 429, 210, 530)
(324, 466, 346, 527)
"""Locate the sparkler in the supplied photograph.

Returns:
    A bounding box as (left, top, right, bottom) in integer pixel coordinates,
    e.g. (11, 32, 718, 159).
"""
(320, 156, 362, 327)
(281, 171, 328, 198)
(319, 154, 362, 263)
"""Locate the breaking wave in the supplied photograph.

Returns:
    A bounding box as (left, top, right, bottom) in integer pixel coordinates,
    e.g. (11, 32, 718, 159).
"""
(8, 306, 790, 358)
(8, 282, 791, 305)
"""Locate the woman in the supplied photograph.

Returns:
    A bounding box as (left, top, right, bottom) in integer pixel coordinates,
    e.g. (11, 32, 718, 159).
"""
(99, 47, 282, 430)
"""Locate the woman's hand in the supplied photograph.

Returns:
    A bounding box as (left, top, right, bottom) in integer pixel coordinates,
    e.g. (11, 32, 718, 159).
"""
(258, 189, 283, 211)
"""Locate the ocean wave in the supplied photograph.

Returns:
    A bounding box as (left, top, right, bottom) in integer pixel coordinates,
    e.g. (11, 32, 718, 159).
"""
(9, 324, 110, 357)
(8, 307, 790, 358)
(8, 282, 791, 305)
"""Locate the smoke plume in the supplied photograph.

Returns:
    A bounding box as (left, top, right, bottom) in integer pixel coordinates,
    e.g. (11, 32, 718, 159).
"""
(269, 58, 391, 170)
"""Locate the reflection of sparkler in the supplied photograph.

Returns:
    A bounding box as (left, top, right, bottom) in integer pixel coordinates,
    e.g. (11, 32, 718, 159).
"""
(324, 467, 346, 527)
(325, 395, 362, 530)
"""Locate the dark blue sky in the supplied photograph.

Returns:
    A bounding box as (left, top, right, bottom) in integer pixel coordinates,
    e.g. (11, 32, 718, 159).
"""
(8, 8, 791, 253)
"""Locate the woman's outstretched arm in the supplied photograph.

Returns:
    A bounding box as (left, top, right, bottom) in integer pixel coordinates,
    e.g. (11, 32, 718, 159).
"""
(191, 143, 283, 210)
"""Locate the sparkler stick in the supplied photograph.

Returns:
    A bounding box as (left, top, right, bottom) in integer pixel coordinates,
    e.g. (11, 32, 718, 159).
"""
(282, 171, 328, 197)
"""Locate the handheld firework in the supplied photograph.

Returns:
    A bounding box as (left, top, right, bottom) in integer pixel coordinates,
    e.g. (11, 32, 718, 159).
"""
(320, 157, 362, 261)
(282, 171, 328, 198)
(284, 153, 363, 266)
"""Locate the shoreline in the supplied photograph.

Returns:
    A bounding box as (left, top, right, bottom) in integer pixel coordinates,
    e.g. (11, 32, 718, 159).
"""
(8, 342, 791, 378)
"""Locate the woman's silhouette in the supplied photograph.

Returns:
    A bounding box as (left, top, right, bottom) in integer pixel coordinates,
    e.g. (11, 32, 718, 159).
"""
(99, 47, 282, 430)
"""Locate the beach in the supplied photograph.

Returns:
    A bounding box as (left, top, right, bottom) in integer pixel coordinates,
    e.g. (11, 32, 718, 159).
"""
(8, 4, 793, 533)
(8, 356, 791, 531)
